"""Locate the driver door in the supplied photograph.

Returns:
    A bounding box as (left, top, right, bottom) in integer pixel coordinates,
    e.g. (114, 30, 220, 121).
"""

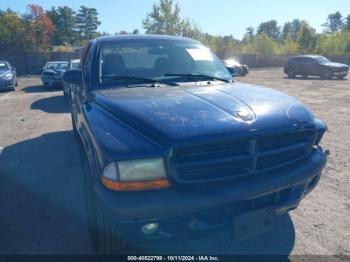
(71, 42, 93, 134)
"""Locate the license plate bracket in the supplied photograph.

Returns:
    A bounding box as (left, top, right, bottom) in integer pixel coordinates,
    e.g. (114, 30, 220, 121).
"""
(234, 207, 274, 241)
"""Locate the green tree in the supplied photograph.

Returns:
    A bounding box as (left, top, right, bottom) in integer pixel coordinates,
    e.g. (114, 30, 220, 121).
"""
(297, 22, 316, 53)
(281, 33, 299, 54)
(257, 20, 280, 40)
(243, 26, 255, 42)
(282, 19, 303, 40)
(322, 11, 344, 33)
(316, 31, 350, 55)
(0, 12, 26, 51)
(142, 0, 199, 37)
(344, 14, 350, 31)
(76, 6, 101, 41)
(47, 6, 78, 45)
(256, 33, 279, 55)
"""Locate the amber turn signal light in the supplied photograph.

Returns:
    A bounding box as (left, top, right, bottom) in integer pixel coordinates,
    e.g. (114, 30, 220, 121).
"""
(102, 177, 170, 191)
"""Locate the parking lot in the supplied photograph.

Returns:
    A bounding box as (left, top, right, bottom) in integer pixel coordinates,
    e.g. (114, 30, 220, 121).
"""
(0, 68, 349, 256)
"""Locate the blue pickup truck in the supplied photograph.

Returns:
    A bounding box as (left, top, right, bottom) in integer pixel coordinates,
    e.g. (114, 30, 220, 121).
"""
(64, 35, 328, 253)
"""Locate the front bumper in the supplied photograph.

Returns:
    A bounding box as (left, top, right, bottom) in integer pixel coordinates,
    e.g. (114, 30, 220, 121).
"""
(41, 76, 63, 88)
(0, 79, 14, 90)
(331, 70, 348, 77)
(94, 148, 327, 242)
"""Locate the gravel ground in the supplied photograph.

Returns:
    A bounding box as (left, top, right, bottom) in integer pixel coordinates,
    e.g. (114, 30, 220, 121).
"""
(0, 69, 349, 257)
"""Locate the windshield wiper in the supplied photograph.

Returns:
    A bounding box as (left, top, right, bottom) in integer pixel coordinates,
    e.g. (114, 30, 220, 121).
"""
(101, 75, 178, 86)
(164, 73, 231, 83)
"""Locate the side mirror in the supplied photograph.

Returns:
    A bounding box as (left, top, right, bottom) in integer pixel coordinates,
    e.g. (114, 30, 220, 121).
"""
(63, 69, 83, 85)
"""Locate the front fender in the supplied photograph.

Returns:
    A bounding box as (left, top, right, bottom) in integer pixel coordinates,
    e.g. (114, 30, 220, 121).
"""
(83, 101, 166, 171)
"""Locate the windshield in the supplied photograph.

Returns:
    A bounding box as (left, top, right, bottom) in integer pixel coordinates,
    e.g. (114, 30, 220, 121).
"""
(0, 62, 9, 71)
(98, 40, 232, 87)
(315, 56, 330, 64)
(71, 62, 80, 70)
(46, 62, 68, 70)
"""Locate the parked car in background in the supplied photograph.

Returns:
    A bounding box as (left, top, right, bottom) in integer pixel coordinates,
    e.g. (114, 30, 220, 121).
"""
(224, 59, 249, 76)
(41, 61, 68, 88)
(63, 59, 80, 97)
(284, 55, 349, 80)
(0, 61, 17, 92)
(64, 35, 327, 254)
(225, 65, 237, 77)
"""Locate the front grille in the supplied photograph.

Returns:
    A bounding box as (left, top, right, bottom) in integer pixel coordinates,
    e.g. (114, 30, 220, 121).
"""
(169, 129, 315, 183)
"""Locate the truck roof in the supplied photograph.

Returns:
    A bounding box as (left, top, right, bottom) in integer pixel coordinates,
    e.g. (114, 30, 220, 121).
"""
(291, 55, 324, 59)
(96, 34, 199, 44)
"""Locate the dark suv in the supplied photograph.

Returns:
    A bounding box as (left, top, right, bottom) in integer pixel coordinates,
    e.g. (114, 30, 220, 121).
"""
(64, 35, 328, 253)
(284, 55, 349, 79)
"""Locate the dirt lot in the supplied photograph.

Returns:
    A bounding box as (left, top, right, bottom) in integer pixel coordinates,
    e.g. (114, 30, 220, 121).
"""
(0, 69, 349, 256)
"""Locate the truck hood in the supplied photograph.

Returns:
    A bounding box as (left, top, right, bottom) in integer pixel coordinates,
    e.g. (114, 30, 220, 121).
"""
(92, 82, 314, 144)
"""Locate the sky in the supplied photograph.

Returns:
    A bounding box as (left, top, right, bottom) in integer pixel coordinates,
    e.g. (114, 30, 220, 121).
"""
(1, 0, 350, 39)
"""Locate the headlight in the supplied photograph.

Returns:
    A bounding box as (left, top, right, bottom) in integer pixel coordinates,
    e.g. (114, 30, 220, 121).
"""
(102, 158, 169, 191)
(314, 118, 327, 145)
(2, 72, 13, 80)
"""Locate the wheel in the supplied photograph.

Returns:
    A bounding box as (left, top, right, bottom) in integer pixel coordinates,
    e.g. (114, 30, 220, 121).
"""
(287, 70, 295, 78)
(302, 75, 308, 79)
(80, 147, 129, 254)
(15, 81, 18, 87)
(337, 75, 345, 80)
(322, 70, 332, 80)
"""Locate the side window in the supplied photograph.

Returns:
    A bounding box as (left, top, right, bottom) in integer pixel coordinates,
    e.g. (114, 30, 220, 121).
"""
(309, 58, 316, 64)
(293, 58, 302, 63)
(302, 57, 315, 64)
(298, 58, 306, 63)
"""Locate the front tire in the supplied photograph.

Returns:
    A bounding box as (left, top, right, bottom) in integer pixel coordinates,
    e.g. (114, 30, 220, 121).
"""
(287, 70, 296, 78)
(322, 70, 332, 80)
(80, 147, 128, 254)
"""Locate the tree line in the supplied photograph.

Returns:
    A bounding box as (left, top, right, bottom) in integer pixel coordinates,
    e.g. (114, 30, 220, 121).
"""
(0, 4, 101, 52)
(1, 0, 350, 56)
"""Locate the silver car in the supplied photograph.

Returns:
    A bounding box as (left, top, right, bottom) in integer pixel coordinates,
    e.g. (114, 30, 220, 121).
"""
(0, 61, 17, 92)
(63, 59, 81, 97)
(41, 61, 68, 88)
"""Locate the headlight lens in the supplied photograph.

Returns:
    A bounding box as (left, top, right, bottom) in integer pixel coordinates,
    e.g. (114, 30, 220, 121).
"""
(314, 118, 327, 145)
(102, 158, 169, 191)
(2, 72, 13, 80)
(118, 158, 167, 182)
